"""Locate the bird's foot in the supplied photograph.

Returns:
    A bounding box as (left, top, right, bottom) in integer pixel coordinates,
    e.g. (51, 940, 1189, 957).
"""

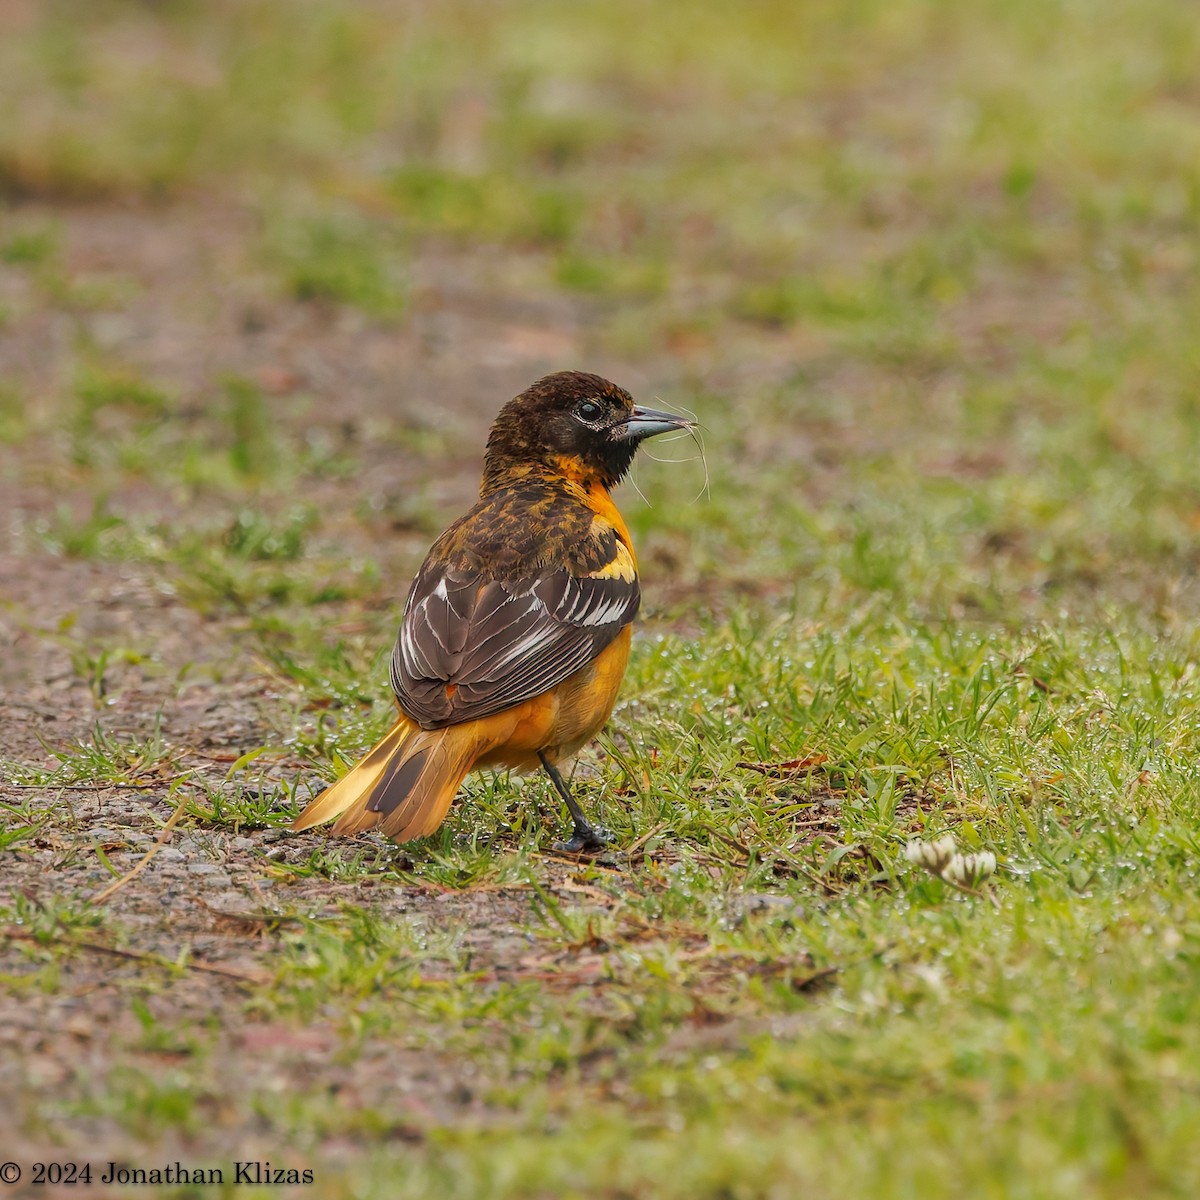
(552, 823, 613, 855)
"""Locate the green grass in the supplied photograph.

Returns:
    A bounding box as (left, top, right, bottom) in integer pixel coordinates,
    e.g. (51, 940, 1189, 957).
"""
(11, 608, 1200, 1195)
(4, 0, 1200, 1196)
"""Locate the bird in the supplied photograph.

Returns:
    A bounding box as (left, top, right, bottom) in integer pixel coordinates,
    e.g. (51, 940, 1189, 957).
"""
(291, 370, 692, 852)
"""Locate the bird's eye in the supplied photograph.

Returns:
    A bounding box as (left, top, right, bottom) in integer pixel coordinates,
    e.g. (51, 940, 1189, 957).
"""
(577, 401, 603, 422)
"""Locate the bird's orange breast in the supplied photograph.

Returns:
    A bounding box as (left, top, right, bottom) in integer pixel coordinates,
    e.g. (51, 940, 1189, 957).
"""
(472, 624, 633, 772)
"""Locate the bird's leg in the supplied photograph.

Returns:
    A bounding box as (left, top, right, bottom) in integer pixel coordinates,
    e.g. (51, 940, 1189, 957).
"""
(538, 752, 611, 853)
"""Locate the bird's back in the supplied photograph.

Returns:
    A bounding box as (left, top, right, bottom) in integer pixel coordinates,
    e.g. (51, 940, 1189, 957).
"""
(428, 470, 630, 581)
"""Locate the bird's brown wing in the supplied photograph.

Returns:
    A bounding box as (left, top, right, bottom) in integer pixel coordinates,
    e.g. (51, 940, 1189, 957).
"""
(391, 544, 639, 730)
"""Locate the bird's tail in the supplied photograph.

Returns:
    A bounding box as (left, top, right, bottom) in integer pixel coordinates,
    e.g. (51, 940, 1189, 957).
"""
(291, 716, 480, 842)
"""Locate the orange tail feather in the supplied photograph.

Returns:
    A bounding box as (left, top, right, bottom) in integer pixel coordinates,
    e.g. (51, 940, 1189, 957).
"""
(292, 716, 484, 843)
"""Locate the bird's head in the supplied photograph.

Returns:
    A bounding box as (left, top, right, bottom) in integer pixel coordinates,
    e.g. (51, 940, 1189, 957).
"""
(483, 371, 692, 491)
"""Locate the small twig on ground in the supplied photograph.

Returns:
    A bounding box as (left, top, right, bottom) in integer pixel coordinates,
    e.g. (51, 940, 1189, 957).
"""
(624, 820, 671, 857)
(0, 700, 65, 718)
(535, 849, 628, 872)
(736, 754, 829, 777)
(791, 964, 842, 992)
(699, 823, 753, 858)
(6, 782, 135, 791)
(0, 926, 268, 985)
(791, 940, 898, 992)
(90, 797, 188, 904)
(6, 771, 198, 791)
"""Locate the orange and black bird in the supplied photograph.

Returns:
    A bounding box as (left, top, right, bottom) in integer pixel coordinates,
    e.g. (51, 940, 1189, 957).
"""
(292, 371, 692, 851)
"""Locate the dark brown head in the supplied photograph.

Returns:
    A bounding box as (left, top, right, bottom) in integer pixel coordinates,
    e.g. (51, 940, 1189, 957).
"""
(482, 371, 691, 492)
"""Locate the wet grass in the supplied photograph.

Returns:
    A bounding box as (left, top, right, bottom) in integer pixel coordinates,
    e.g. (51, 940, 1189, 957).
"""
(3, 0, 1200, 1197)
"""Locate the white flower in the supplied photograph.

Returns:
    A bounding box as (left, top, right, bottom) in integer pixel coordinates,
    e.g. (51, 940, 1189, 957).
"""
(942, 851, 997, 890)
(905, 835, 957, 875)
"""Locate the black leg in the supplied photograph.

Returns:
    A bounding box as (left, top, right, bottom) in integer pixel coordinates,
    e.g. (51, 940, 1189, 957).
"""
(538, 752, 611, 853)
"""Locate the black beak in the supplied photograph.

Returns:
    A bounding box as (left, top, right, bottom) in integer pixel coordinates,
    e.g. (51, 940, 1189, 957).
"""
(614, 405, 693, 442)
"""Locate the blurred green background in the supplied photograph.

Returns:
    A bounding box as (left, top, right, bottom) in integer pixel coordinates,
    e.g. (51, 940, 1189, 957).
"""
(3, 0, 1200, 612)
(4, 2, 1200, 1197)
